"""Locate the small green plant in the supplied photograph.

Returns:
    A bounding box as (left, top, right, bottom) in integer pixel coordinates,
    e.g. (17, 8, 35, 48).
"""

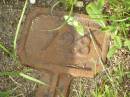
(0, 91, 12, 97)
(60, 0, 77, 9)
(86, 0, 105, 27)
(92, 84, 117, 97)
(85, 0, 130, 96)
(107, 35, 122, 58)
(106, 0, 130, 58)
(86, 0, 130, 58)
(92, 63, 129, 97)
(64, 15, 85, 36)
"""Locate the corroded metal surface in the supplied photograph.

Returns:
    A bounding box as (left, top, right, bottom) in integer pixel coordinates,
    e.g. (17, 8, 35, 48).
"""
(17, 7, 109, 97)
(36, 71, 72, 97)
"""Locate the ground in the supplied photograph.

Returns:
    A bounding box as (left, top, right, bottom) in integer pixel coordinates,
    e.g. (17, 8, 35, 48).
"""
(0, 0, 130, 97)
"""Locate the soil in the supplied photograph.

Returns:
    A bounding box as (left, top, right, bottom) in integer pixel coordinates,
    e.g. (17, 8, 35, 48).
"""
(0, 0, 41, 97)
(0, 0, 96, 97)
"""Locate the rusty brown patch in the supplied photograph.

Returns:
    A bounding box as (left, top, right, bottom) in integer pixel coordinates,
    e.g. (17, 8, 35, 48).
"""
(17, 7, 110, 97)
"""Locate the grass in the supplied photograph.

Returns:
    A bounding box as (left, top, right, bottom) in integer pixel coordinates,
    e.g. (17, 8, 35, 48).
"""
(0, 42, 11, 55)
(85, 0, 130, 97)
(13, 0, 28, 58)
(0, 0, 48, 97)
(0, 0, 46, 86)
(0, 0, 76, 96)
(92, 63, 129, 97)
(1, 0, 48, 88)
(65, 0, 130, 96)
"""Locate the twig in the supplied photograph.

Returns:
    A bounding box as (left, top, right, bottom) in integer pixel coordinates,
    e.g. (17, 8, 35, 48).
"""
(87, 28, 103, 64)
(41, 0, 74, 32)
(9, 76, 22, 86)
(87, 28, 113, 82)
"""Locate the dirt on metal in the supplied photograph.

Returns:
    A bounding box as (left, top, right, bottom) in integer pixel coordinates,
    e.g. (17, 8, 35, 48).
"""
(17, 7, 110, 97)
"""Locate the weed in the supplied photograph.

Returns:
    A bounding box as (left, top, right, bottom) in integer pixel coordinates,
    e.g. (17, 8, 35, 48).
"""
(106, 0, 130, 58)
(0, 90, 12, 97)
(85, 0, 130, 96)
(92, 63, 129, 97)
(86, 0, 130, 58)
(86, 0, 105, 27)
(60, 0, 77, 10)
(0, 42, 11, 55)
(0, 0, 48, 97)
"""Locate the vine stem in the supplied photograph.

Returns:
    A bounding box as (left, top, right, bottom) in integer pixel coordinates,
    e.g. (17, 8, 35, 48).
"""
(41, 0, 74, 32)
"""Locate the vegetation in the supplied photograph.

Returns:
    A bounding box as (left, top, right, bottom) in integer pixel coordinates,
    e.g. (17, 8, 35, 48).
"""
(87, 0, 130, 96)
(0, 0, 130, 97)
(65, 0, 130, 96)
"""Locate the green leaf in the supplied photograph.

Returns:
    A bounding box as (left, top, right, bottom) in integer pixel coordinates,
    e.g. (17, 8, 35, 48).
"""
(92, 91, 102, 97)
(64, 15, 85, 36)
(75, 22, 84, 36)
(107, 46, 117, 59)
(124, 39, 130, 50)
(64, 15, 74, 26)
(65, 0, 77, 9)
(101, 26, 116, 33)
(105, 85, 111, 97)
(86, 0, 105, 27)
(0, 91, 12, 97)
(127, 72, 130, 78)
(113, 36, 122, 48)
(97, 0, 105, 10)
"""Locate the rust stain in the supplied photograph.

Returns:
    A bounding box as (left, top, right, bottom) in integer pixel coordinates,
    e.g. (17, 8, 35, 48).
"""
(17, 7, 110, 97)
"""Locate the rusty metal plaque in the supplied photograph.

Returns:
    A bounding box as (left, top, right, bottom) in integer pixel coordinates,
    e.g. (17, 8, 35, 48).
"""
(17, 7, 109, 97)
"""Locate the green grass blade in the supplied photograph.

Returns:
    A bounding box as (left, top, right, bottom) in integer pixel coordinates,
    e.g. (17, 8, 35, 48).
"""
(0, 91, 12, 97)
(0, 71, 20, 77)
(19, 73, 48, 86)
(13, 0, 28, 56)
(0, 42, 11, 55)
